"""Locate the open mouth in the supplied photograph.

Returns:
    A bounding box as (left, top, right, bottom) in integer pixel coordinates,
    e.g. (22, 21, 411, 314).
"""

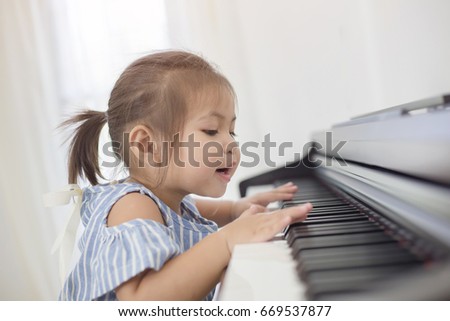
(216, 167, 230, 174)
(215, 167, 232, 182)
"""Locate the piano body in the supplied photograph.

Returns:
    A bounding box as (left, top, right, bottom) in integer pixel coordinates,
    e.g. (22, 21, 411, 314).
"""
(219, 94, 450, 300)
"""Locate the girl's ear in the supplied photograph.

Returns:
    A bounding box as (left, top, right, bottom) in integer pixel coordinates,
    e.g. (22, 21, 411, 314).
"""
(128, 125, 154, 166)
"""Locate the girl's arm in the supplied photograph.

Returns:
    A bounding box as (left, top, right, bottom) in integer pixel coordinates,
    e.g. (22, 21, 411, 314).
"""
(194, 199, 235, 227)
(195, 182, 299, 227)
(108, 192, 311, 300)
(117, 230, 230, 300)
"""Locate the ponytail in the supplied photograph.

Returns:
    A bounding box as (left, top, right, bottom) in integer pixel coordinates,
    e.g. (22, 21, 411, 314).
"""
(60, 110, 107, 185)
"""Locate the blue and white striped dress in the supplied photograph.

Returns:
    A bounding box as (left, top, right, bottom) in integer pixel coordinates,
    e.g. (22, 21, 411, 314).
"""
(59, 181, 218, 301)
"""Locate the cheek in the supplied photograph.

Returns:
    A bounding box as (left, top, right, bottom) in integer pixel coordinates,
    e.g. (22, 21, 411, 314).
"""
(174, 144, 213, 172)
(203, 142, 224, 166)
(178, 133, 204, 162)
(177, 143, 204, 165)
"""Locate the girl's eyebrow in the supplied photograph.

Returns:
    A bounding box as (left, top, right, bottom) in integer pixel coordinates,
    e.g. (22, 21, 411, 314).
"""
(199, 111, 236, 122)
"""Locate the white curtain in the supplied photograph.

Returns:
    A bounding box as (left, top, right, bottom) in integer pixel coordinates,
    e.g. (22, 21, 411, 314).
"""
(0, 0, 169, 300)
(0, 0, 63, 300)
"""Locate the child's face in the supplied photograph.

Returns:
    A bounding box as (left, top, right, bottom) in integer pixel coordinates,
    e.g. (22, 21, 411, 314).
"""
(166, 90, 240, 198)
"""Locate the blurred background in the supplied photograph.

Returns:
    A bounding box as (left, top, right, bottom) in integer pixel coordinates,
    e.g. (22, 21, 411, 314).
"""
(1, 0, 450, 300)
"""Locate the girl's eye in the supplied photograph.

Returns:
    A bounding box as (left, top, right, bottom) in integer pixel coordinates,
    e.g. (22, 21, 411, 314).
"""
(202, 130, 237, 138)
(203, 130, 218, 136)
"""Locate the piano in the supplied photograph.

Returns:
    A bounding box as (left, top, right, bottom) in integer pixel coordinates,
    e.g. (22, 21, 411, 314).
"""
(219, 94, 450, 300)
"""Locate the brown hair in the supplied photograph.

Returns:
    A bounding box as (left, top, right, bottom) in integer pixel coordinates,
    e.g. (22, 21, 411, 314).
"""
(61, 50, 235, 186)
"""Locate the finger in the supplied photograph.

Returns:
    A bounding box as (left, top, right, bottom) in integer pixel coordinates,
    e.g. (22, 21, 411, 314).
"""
(267, 215, 292, 236)
(257, 191, 298, 204)
(288, 203, 312, 221)
(241, 204, 266, 217)
(250, 204, 267, 212)
(273, 186, 299, 196)
(275, 192, 299, 201)
(273, 203, 312, 221)
(274, 184, 298, 192)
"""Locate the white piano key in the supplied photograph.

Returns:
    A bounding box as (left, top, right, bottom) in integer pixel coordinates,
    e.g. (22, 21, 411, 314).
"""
(218, 240, 307, 300)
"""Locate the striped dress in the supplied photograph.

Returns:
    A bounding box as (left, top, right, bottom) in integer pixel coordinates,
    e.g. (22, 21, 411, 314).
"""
(59, 180, 218, 300)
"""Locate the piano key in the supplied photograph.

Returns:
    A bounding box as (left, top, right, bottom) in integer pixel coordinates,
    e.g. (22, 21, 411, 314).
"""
(307, 208, 360, 215)
(218, 241, 307, 300)
(307, 263, 424, 300)
(290, 197, 340, 203)
(284, 205, 358, 214)
(307, 263, 420, 285)
(290, 220, 377, 231)
(287, 226, 383, 246)
(297, 242, 406, 260)
(292, 215, 368, 225)
(284, 200, 347, 208)
(290, 231, 395, 254)
(297, 249, 420, 275)
(286, 222, 378, 245)
(291, 190, 335, 196)
(288, 224, 382, 239)
(306, 201, 348, 208)
(304, 213, 365, 221)
(284, 220, 376, 239)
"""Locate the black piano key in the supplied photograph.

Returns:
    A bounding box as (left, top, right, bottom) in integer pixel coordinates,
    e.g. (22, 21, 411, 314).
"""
(289, 224, 381, 239)
(308, 263, 420, 283)
(284, 201, 347, 208)
(286, 221, 379, 245)
(304, 201, 348, 208)
(290, 197, 340, 203)
(307, 208, 360, 216)
(297, 242, 406, 260)
(291, 231, 395, 254)
(293, 192, 338, 200)
(305, 213, 364, 221)
(284, 205, 359, 215)
(293, 215, 368, 225)
(284, 220, 376, 240)
(307, 263, 423, 300)
(307, 204, 356, 210)
(292, 192, 335, 197)
(289, 219, 376, 231)
(291, 220, 377, 232)
(297, 249, 420, 275)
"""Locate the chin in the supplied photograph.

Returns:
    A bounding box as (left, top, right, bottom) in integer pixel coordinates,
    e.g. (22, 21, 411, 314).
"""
(197, 188, 227, 198)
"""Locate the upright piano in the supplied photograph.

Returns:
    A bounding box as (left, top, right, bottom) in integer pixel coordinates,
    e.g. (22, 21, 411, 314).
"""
(219, 94, 450, 300)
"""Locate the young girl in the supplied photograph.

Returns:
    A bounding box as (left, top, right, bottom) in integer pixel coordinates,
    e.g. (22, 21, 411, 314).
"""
(58, 50, 311, 300)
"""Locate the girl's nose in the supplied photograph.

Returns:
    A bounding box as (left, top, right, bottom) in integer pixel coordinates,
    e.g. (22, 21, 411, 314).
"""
(225, 140, 239, 155)
(225, 140, 240, 168)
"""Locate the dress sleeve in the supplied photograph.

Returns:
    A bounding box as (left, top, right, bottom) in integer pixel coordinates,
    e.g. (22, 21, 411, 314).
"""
(91, 219, 180, 297)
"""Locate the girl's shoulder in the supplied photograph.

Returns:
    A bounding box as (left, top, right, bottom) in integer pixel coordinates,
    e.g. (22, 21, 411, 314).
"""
(107, 189, 166, 227)
(80, 179, 210, 231)
(80, 180, 165, 224)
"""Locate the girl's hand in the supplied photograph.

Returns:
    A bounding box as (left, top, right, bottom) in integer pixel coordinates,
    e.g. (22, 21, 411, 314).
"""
(232, 182, 299, 219)
(219, 203, 312, 253)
